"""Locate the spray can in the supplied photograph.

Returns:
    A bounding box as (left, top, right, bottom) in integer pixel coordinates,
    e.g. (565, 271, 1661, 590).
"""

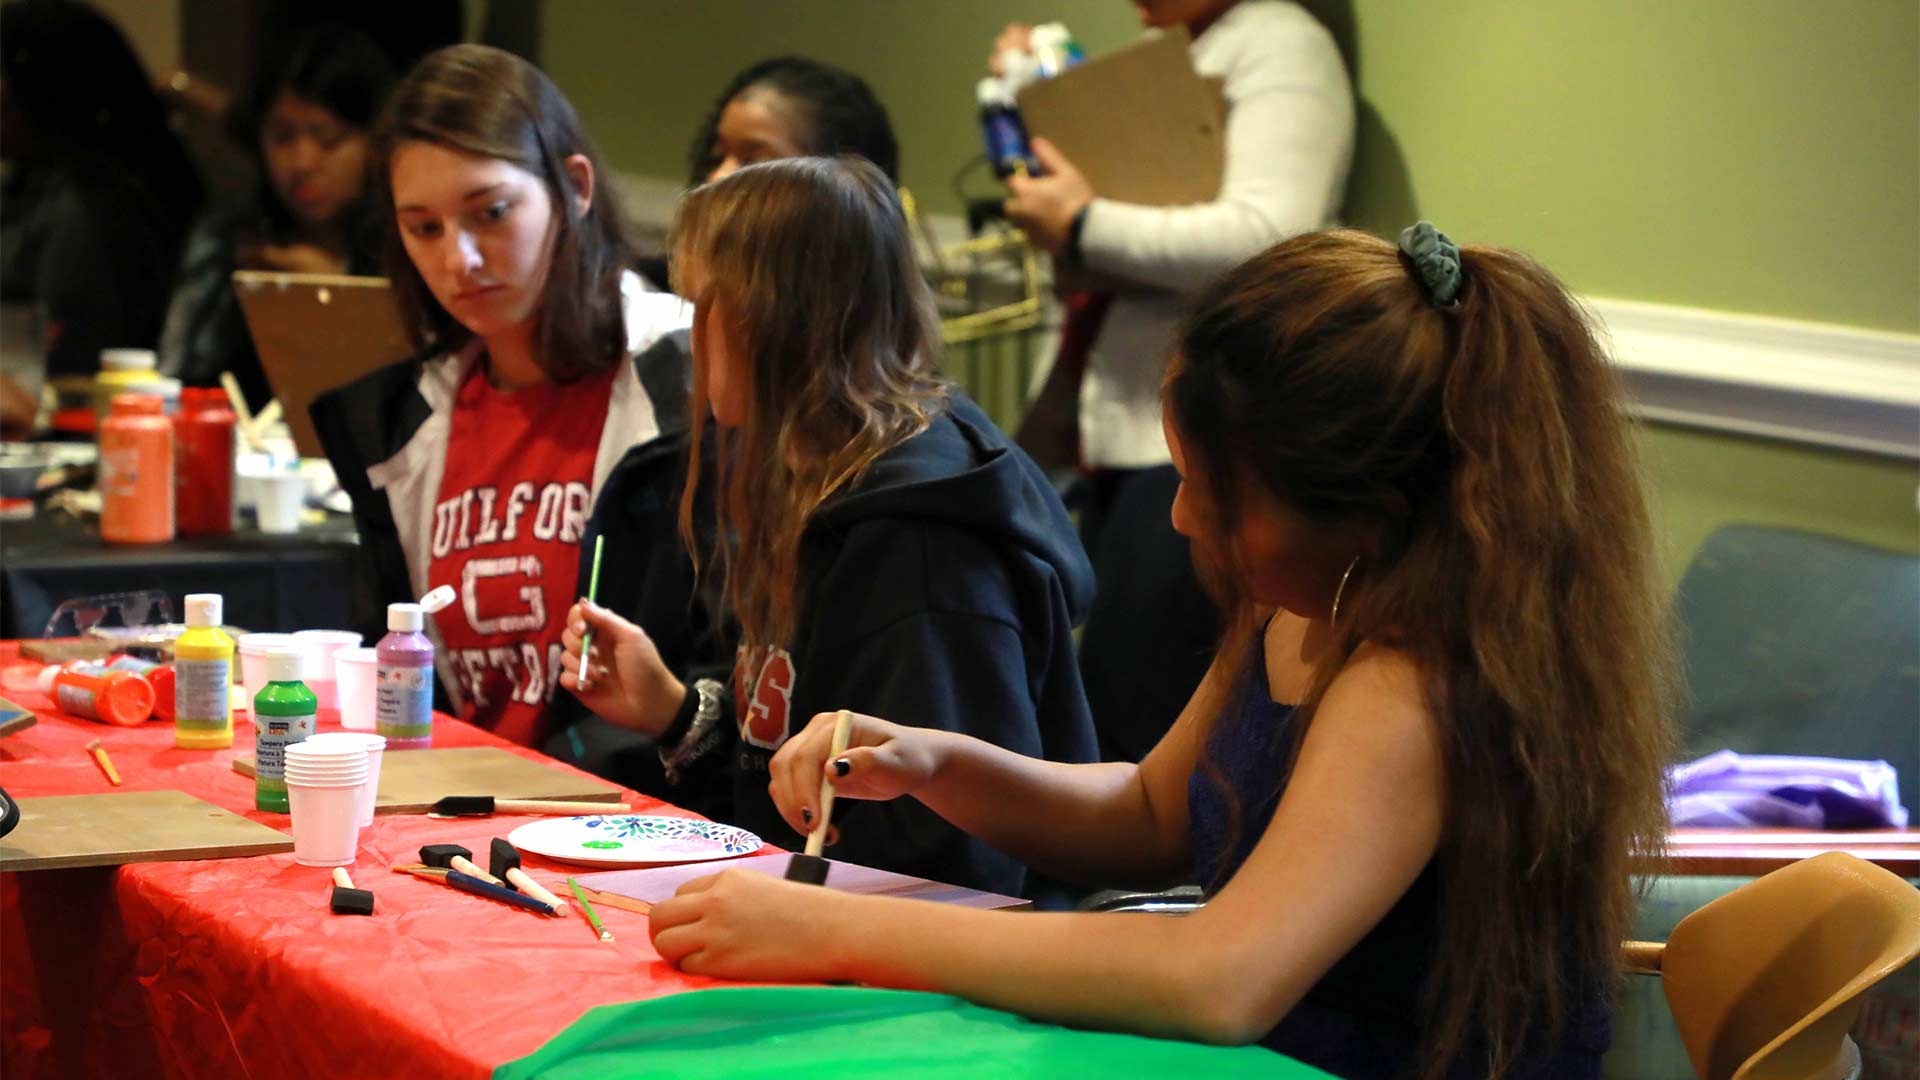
(977, 78, 1039, 179)
(37, 665, 155, 726)
(174, 593, 235, 749)
(99, 393, 175, 544)
(375, 602, 435, 750)
(254, 647, 317, 813)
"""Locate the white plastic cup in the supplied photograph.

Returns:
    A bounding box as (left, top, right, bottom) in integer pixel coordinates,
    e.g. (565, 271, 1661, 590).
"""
(256, 472, 303, 534)
(237, 632, 296, 702)
(333, 647, 378, 731)
(304, 731, 385, 826)
(293, 630, 361, 712)
(284, 743, 368, 867)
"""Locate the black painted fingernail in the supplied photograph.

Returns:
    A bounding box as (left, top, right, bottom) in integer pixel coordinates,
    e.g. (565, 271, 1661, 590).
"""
(801, 807, 813, 825)
(833, 759, 850, 778)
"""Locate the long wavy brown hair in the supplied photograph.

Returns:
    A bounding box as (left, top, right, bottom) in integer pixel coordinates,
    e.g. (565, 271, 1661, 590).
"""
(669, 156, 947, 652)
(372, 45, 636, 379)
(1166, 229, 1675, 1077)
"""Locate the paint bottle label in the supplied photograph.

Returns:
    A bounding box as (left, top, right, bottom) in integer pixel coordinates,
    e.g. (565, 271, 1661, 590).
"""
(375, 663, 433, 742)
(55, 682, 101, 721)
(254, 710, 316, 807)
(174, 658, 231, 732)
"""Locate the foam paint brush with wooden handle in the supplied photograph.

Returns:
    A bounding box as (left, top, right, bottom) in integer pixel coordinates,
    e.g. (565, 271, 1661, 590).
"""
(427, 796, 628, 818)
(786, 710, 854, 886)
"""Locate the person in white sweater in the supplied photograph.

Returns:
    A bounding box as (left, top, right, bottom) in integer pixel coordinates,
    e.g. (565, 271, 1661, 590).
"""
(1002, 0, 1354, 764)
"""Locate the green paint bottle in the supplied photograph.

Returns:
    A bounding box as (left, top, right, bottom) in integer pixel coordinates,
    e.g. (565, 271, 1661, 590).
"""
(255, 647, 317, 813)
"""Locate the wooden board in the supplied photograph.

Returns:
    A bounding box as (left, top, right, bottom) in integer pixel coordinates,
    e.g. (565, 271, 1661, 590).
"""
(0, 789, 293, 872)
(1016, 29, 1226, 207)
(19, 638, 116, 664)
(232, 271, 414, 458)
(232, 746, 623, 815)
(1658, 828, 1920, 878)
(575, 852, 1031, 911)
(0, 710, 36, 738)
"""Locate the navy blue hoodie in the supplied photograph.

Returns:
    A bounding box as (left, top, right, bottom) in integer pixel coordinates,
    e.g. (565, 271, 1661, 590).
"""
(736, 393, 1097, 895)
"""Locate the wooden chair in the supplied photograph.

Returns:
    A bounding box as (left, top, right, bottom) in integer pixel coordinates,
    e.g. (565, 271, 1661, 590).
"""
(1621, 852, 1920, 1080)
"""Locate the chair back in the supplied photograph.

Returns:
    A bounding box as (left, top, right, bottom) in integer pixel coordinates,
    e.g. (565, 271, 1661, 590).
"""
(1674, 525, 1919, 790)
(1657, 852, 1920, 1080)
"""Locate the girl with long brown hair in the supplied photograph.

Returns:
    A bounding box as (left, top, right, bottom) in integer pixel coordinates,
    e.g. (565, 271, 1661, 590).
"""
(313, 44, 694, 750)
(645, 225, 1675, 1079)
(560, 156, 1098, 898)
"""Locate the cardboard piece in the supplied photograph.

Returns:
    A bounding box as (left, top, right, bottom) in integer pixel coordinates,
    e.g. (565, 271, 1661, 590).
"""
(19, 638, 115, 664)
(232, 745, 623, 815)
(232, 271, 414, 458)
(0, 789, 293, 872)
(1016, 29, 1226, 207)
(0, 707, 35, 738)
(575, 852, 1031, 910)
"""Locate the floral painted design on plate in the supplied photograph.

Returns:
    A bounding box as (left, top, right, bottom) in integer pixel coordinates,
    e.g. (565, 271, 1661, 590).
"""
(506, 815, 763, 867)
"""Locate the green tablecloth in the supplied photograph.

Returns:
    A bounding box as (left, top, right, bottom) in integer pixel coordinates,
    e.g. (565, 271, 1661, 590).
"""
(496, 986, 1333, 1079)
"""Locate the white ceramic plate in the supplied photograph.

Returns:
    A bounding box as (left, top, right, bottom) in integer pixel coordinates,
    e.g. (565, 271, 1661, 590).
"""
(506, 814, 763, 867)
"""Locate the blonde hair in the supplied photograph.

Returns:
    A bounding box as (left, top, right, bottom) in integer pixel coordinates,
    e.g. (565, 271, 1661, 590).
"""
(670, 156, 947, 651)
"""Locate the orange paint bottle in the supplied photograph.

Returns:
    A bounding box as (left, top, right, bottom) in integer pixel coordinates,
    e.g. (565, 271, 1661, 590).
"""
(37, 665, 156, 726)
(99, 393, 175, 543)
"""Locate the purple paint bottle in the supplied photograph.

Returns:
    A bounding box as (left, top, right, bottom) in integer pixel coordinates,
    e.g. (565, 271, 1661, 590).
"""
(374, 602, 434, 750)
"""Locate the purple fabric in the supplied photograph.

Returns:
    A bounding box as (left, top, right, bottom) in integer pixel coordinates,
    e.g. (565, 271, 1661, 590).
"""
(1668, 750, 1909, 829)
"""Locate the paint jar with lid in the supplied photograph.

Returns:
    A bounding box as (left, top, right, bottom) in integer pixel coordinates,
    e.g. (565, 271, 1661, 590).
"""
(175, 387, 235, 535)
(99, 393, 175, 544)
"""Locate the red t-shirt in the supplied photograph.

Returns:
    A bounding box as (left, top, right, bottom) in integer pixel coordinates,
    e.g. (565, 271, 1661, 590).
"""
(428, 362, 615, 747)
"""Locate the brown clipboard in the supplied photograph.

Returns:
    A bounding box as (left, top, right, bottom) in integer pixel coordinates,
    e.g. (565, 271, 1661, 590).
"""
(232, 271, 415, 457)
(1015, 29, 1227, 207)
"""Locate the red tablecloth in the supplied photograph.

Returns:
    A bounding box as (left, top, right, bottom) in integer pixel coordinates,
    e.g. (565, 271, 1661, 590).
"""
(0, 643, 743, 1079)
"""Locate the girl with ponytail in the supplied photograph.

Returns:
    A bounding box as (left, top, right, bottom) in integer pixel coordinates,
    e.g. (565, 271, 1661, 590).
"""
(645, 225, 1675, 1080)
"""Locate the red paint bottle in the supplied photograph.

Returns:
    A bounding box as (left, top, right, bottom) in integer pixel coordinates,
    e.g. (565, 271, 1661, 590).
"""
(175, 387, 235, 535)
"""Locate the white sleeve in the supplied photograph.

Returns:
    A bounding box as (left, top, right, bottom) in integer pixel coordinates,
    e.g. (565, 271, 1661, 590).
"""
(1077, 17, 1354, 295)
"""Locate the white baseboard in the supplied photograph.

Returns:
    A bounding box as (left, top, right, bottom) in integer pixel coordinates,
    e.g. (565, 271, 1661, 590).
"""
(1591, 299, 1920, 460)
(617, 172, 1920, 460)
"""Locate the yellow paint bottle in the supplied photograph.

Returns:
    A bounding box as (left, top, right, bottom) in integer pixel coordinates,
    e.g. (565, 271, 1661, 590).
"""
(174, 593, 234, 749)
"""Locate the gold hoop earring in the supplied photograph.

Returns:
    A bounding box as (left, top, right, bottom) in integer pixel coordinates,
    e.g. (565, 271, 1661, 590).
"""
(1330, 556, 1360, 629)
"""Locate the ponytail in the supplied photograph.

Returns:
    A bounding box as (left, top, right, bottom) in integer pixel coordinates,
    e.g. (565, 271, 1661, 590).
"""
(1169, 229, 1675, 1077)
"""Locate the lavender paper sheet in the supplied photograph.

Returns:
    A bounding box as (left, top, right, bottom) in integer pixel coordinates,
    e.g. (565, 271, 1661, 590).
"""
(1668, 750, 1909, 829)
(575, 852, 1031, 909)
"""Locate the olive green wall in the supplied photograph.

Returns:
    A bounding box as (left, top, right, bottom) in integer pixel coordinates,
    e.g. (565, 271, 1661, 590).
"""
(540, 1, 1919, 573)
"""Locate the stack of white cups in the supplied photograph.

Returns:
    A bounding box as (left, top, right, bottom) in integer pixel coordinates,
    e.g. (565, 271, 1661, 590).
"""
(284, 740, 369, 866)
(302, 731, 386, 826)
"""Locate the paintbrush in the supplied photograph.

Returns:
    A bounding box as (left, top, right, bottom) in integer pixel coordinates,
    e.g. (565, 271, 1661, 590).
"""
(426, 795, 629, 818)
(786, 710, 853, 886)
(577, 534, 605, 688)
(391, 863, 560, 915)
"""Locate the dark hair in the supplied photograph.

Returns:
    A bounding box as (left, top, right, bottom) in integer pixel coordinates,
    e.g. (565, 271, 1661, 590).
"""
(1167, 229, 1674, 1077)
(233, 25, 396, 239)
(0, 0, 203, 213)
(671, 156, 944, 651)
(372, 44, 636, 378)
(687, 57, 899, 186)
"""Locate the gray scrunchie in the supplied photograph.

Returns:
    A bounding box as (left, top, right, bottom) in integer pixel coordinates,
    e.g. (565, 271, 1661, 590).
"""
(1397, 221, 1462, 307)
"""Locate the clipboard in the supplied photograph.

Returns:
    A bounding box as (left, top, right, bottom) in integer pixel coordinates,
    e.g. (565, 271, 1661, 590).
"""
(232, 271, 415, 457)
(1016, 29, 1227, 207)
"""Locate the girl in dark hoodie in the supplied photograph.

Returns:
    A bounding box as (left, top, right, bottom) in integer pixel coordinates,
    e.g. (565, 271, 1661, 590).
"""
(561, 156, 1096, 898)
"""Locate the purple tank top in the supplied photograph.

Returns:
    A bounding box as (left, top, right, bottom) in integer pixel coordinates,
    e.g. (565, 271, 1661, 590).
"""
(1186, 647, 1611, 1079)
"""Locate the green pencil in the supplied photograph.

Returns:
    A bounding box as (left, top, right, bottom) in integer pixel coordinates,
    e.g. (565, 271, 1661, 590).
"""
(567, 876, 613, 942)
(579, 534, 605, 687)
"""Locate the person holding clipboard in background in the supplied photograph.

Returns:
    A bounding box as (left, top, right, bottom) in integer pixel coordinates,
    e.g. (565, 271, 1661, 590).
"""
(1001, 0, 1354, 765)
(311, 46, 695, 754)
